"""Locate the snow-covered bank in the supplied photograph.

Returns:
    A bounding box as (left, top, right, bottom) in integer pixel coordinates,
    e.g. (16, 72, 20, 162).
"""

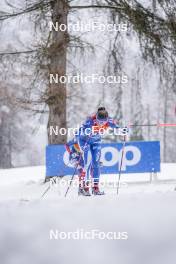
(0, 166, 45, 185)
(0, 163, 175, 201)
(0, 163, 176, 188)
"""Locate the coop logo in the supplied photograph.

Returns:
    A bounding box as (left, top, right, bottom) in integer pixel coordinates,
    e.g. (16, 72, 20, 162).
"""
(63, 146, 141, 171)
(46, 141, 160, 176)
(101, 146, 141, 171)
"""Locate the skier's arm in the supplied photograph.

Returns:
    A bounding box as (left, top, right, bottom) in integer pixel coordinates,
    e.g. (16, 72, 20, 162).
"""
(65, 140, 81, 165)
(65, 139, 76, 153)
(79, 117, 93, 138)
(65, 143, 71, 153)
(108, 118, 129, 135)
(108, 118, 120, 129)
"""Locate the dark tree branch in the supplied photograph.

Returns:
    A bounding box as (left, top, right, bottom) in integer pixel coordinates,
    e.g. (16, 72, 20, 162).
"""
(71, 5, 122, 10)
(0, 49, 39, 55)
(0, 0, 53, 20)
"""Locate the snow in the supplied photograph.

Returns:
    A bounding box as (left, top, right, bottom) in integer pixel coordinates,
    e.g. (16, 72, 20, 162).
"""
(0, 105, 10, 113)
(0, 164, 176, 264)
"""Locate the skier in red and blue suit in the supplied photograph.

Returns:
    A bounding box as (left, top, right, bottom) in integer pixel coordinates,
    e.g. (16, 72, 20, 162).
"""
(78, 107, 123, 195)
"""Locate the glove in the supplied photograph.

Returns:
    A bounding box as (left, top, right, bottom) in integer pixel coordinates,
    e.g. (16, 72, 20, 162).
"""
(69, 152, 80, 164)
(121, 127, 129, 135)
(99, 161, 103, 167)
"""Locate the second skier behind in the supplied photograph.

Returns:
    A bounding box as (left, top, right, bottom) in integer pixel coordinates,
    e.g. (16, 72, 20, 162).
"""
(65, 137, 92, 196)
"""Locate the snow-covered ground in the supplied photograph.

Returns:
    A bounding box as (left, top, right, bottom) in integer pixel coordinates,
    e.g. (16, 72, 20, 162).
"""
(0, 164, 176, 264)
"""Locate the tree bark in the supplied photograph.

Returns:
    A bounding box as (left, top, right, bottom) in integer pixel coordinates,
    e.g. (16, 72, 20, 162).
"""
(47, 0, 69, 144)
(0, 112, 12, 168)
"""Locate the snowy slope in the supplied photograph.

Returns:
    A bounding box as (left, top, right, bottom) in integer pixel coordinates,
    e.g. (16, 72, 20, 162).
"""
(0, 165, 176, 264)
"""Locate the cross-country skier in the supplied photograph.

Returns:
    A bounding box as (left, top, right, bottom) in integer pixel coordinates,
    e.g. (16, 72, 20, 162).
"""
(65, 137, 92, 196)
(78, 106, 128, 195)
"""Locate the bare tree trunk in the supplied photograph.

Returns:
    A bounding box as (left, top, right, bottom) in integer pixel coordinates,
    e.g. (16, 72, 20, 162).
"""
(47, 0, 69, 144)
(147, 104, 151, 140)
(0, 112, 12, 168)
(163, 87, 168, 162)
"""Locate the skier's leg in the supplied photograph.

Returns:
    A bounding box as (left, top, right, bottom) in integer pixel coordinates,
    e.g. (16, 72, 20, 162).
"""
(77, 168, 85, 190)
(90, 142, 105, 195)
(77, 150, 91, 196)
(85, 149, 92, 188)
(90, 142, 101, 184)
(78, 137, 91, 184)
(78, 137, 89, 168)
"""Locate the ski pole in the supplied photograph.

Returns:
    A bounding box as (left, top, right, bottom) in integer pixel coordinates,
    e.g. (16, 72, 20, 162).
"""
(41, 177, 57, 199)
(42, 158, 70, 199)
(117, 135, 126, 195)
(129, 124, 157, 127)
(64, 162, 80, 197)
(129, 123, 176, 127)
(41, 184, 51, 199)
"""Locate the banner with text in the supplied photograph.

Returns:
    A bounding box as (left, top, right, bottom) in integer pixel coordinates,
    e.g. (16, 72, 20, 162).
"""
(46, 141, 160, 177)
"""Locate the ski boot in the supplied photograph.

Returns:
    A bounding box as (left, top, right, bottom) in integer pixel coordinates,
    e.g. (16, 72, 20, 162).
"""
(92, 189, 105, 195)
(92, 184, 105, 195)
(78, 187, 91, 196)
(78, 172, 91, 196)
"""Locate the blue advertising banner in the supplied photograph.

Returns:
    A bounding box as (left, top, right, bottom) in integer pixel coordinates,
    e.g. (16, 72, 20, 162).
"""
(46, 141, 160, 177)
